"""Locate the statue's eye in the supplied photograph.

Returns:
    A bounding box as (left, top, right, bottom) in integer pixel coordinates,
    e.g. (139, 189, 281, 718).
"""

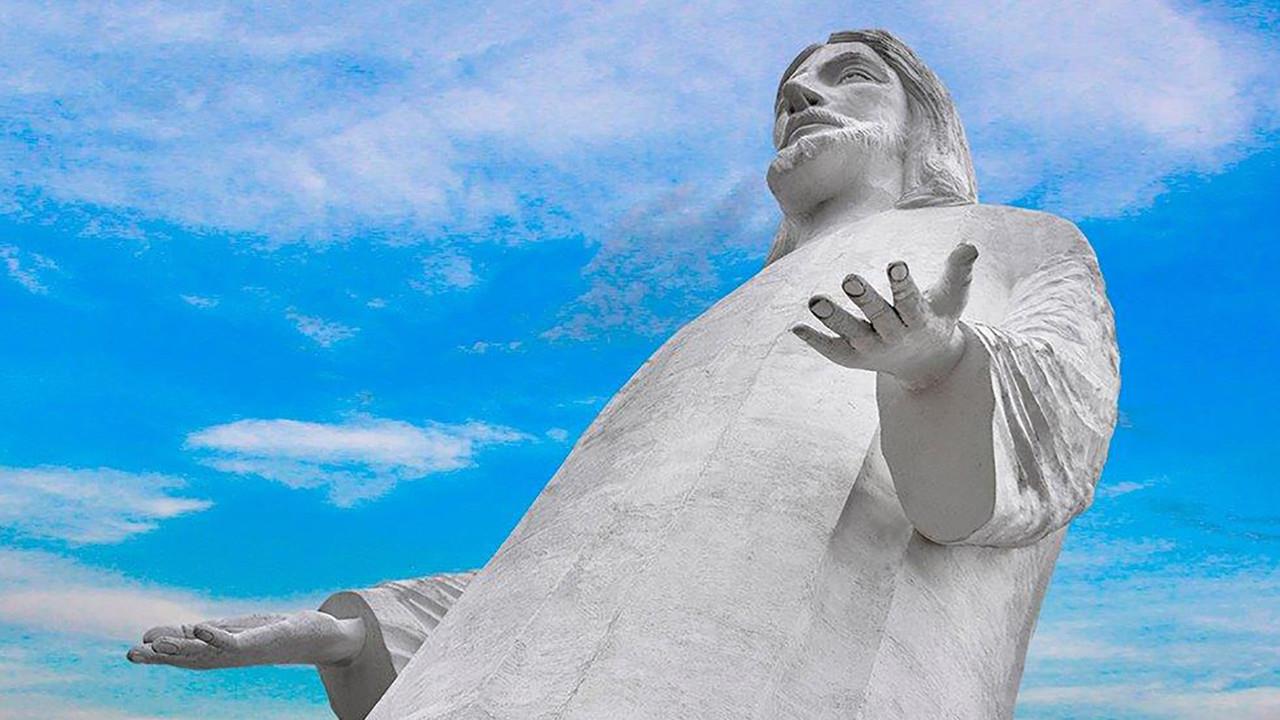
(840, 69, 874, 83)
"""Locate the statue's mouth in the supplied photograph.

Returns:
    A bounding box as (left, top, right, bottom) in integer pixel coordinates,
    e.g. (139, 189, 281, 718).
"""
(783, 109, 848, 146)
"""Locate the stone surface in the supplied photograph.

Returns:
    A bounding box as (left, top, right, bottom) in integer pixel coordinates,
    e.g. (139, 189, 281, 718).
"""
(127, 28, 1120, 720)
(363, 204, 1118, 720)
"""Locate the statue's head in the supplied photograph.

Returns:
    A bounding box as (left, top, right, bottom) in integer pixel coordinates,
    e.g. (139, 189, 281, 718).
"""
(765, 30, 977, 263)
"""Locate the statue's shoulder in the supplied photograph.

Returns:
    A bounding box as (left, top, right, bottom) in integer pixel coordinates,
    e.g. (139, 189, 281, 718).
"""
(959, 203, 1092, 254)
(905, 204, 1097, 275)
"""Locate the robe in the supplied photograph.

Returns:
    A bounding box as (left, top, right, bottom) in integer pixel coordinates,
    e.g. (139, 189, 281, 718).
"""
(317, 204, 1119, 720)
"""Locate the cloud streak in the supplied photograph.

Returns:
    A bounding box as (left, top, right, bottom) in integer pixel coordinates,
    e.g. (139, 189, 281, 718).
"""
(0, 245, 57, 294)
(0, 549, 280, 640)
(0, 466, 211, 544)
(186, 416, 530, 505)
(285, 309, 358, 347)
(1, 0, 1272, 240)
(1019, 486, 1280, 719)
(1, 0, 1275, 338)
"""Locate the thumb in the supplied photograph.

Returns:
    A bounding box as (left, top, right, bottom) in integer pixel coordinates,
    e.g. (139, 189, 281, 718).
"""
(193, 623, 237, 650)
(930, 243, 979, 317)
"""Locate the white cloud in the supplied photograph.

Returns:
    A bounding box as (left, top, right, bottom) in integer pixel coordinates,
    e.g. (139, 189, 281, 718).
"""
(0, 550, 263, 639)
(0, 1, 1275, 338)
(921, 0, 1278, 214)
(459, 340, 523, 354)
(543, 178, 775, 340)
(284, 309, 358, 347)
(179, 293, 219, 309)
(1095, 477, 1161, 499)
(545, 428, 570, 443)
(0, 553, 325, 719)
(0, 245, 57, 294)
(0, 466, 211, 544)
(1, 0, 1271, 242)
(1021, 524, 1280, 719)
(414, 251, 478, 293)
(0, 691, 319, 720)
(0, 697, 173, 720)
(185, 416, 530, 506)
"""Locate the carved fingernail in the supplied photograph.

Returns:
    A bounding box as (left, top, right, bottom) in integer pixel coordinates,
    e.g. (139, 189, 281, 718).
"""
(842, 276, 866, 297)
(154, 641, 178, 655)
(888, 262, 909, 281)
(194, 627, 212, 643)
(808, 297, 834, 319)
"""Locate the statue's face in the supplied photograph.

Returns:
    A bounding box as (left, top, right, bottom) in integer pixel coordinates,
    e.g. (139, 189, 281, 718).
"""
(767, 41, 911, 217)
(772, 41, 910, 151)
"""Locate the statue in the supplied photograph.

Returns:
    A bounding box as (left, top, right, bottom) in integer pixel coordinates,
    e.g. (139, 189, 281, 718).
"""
(128, 29, 1119, 720)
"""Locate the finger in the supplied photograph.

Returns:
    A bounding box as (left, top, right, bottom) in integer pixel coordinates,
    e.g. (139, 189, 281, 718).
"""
(142, 625, 185, 643)
(194, 623, 238, 650)
(153, 637, 213, 657)
(931, 243, 979, 317)
(790, 324, 862, 368)
(129, 645, 176, 665)
(842, 274, 905, 340)
(127, 644, 161, 664)
(886, 262, 925, 324)
(807, 295, 877, 350)
(127, 643, 212, 670)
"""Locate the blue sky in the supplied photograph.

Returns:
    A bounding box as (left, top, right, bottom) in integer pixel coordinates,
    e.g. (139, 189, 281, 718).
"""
(1, 1, 1278, 718)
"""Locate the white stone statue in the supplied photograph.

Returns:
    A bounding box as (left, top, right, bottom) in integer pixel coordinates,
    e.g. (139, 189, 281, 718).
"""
(128, 29, 1119, 720)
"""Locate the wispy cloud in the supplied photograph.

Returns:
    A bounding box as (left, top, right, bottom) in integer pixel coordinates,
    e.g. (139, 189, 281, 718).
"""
(923, 0, 1279, 214)
(179, 293, 219, 309)
(1, 1, 1275, 338)
(414, 251, 478, 293)
(1, 0, 1272, 240)
(284, 309, 358, 347)
(0, 697, 175, 720)
(1095, 476, 1161, 499)
(0, 550, 264, 639)
(0, 554, 325, 720)
(459, 340, 523, 354)
(0, 245, 57, 294)
(544, 178, 773, 340)
(1020, 489, 1280, 719)
(0, 466, 210, 544)
(185, 416, 530, 506)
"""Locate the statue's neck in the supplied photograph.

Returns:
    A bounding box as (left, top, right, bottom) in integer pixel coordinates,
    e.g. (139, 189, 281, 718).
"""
(776, 153, 905, 255)
(786, 190, 896, 249)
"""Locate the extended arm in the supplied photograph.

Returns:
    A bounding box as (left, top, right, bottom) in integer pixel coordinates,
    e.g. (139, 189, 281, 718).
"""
(129, 571, 476, 720)
(127, 611, 367, 669)
(793, 231, 1118, 547)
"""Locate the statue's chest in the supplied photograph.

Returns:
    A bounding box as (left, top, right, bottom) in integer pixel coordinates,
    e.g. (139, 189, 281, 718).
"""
(580, 208, 1013, 460)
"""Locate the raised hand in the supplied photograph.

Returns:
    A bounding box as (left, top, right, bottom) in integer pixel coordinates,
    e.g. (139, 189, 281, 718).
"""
(127, 610, 365, 670)
(791, 243, 979, 391)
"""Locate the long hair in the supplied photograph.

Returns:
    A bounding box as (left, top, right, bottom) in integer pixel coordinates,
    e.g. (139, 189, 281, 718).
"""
(765, 29, 977, 265)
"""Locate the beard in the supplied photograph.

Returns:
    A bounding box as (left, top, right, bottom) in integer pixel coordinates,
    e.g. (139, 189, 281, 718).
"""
(766, 119, 907, 219)
(768, 119, 905, 176)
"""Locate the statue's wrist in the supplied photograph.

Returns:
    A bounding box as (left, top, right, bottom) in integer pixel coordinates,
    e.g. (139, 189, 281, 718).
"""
(315, 616, 367, 666)
(893, 327, 967, 393)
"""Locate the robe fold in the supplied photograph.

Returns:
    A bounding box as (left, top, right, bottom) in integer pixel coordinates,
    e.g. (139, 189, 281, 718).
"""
(320, 205, 1119, 720)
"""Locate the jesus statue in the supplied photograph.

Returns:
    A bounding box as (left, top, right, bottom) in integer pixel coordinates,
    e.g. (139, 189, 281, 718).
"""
(128, 29, 1119, 720)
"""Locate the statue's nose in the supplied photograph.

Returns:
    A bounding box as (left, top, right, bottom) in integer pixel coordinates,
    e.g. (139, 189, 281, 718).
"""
(780, 78, 823, 114)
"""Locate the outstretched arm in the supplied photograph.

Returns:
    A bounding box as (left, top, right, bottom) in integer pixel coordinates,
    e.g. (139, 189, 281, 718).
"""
(793, 231, 1118, 547)
(128, 611, 366, 669)
(129, 571, 477, 720)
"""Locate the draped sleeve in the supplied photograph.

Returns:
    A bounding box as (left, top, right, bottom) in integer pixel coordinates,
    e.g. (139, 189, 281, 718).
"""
(315, 572, 476, 720)
(879, 220, 1120, 548)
